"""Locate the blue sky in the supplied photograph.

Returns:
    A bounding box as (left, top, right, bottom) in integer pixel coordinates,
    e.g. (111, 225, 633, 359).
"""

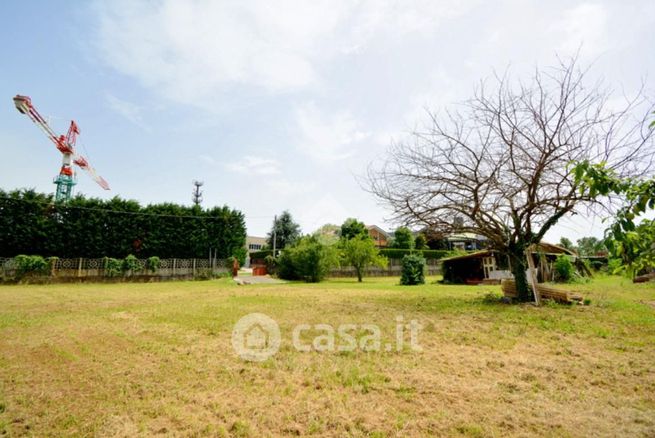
(1, 0, 654, 238)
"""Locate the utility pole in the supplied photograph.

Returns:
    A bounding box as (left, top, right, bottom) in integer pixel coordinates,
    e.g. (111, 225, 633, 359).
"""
(272, 215, 277, 256)
(192, 180, 204, 207)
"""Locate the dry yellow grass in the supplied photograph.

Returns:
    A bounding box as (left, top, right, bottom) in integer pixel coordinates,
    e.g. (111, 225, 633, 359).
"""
(0, 276, 654, 436)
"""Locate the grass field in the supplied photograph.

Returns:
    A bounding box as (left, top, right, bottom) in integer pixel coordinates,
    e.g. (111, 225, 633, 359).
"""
(0, 276, 654, 437)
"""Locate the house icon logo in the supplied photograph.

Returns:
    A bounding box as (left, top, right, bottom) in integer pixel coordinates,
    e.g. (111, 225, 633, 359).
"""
(231, 313, 281, 362)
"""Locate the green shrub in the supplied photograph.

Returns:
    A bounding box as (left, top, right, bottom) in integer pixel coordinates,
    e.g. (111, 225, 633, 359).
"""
(554, 255, 574, 282)
(276, 236, 339, 282)
(276, 251, 297, 280)
(232, 247, 247, 266)
(400, 254, 426, 285)
(607, 257, 623, 274)
(264, 254, 277, 275)
(13, 255, 50, 279)
(146, 256, 160, 273)
(250, 250, 273, 260)
(194, 268, 217, 280)
(122, 254, 141, 275)
(590, 260, 604, 271)
(103, 257, 122, 277)
(414, 233, 427, 250)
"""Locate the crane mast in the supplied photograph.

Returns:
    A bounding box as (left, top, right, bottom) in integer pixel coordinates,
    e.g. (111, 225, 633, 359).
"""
(13, 95, 110, 202)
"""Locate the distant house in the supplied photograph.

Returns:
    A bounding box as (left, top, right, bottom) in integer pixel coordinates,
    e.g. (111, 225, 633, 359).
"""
(446, 233, 487, 251)
(244, 236, 267, 268)
(441, 242, 576, 285)
(245, 236, 267, 254)
(367, 225, 390, 248)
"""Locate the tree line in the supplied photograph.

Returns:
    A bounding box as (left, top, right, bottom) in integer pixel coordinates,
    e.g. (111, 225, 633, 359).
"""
(0, 189, 246, 259)
(264, 213, 428, 284)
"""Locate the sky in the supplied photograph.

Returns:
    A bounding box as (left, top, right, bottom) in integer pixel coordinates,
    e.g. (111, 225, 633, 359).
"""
(0, 0, 654, 240)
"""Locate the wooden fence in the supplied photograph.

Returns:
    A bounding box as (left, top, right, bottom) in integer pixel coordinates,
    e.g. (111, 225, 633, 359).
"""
(0, 257, 229, 280)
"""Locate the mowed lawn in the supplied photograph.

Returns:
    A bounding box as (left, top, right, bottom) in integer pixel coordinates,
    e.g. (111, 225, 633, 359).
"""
(0, 276, 654, 437)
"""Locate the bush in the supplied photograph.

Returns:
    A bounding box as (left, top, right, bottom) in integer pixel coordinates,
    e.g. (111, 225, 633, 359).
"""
(607, 257, 623, 274)
(122, 254, 141, 275)
(276, 251, 297, 280)
(146, 256, 160, 273)
(264, 255, 277, 275)
(250, 250, 274, 260)
(590, 260, 604, 271)
(276, 236, 339, 282)
(554, 255, 574, 282)
(232, 247, 247, 267)
(14, 255, 50, 279)
(193, 268, 218, 280)
(414, 233, 427, 250)
(103, 257, 122, 277)
(400, 254, 426, 285)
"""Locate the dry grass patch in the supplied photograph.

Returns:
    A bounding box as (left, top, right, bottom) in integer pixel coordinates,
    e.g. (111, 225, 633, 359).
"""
(0, 276, 653, 436)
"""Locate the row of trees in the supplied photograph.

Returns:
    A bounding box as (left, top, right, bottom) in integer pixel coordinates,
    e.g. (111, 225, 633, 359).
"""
(0, 189, 246, 259)
(264, 212, 457, 282)
(266, 214, 387, 282)
(557, 236, 607, 257)
(265, 212, 440, 255)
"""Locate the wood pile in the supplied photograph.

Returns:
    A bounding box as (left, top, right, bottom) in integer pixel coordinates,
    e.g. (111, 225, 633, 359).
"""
(633, 273, 655, 283)
(501, 279, 583, 304)
(501, 279, 518, 298)
(481, 278, 501, 285)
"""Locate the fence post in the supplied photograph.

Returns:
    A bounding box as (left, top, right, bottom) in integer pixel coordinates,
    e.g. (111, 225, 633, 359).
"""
(78, 258, 83, 277)
(193, 258, 196, 276)
(173, 258, 177, 276)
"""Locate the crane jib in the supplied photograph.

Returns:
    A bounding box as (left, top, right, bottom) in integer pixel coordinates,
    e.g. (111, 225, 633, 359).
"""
(12, 94, 110, 202)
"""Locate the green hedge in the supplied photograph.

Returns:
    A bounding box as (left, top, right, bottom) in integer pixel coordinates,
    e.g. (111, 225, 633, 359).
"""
(379, 249, 454, 260)
(250, 250, 273, 259)
(0, 189, 246, 259)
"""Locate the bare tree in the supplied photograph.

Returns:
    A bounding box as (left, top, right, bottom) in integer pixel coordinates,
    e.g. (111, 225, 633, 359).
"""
(369, 58, 655, 300)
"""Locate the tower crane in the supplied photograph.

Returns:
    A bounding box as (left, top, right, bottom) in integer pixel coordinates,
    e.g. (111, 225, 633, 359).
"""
(13, 95, 110, 202)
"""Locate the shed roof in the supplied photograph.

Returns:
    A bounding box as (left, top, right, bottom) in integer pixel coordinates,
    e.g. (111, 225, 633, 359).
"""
(440, 250, 493, 262)
(440, 242, 575, 263)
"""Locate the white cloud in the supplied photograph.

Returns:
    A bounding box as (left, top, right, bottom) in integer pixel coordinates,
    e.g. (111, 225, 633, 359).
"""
(293, 102, 369, 163)
(105, 93, 145, 127)
(92, 0, 474, 109)
(93, 0, 343, 106)
(225, 155, 282, 175)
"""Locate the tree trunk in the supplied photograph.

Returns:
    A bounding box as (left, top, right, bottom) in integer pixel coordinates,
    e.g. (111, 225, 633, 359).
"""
(508, 243, 532, 302)
(356, 266, 363, 282)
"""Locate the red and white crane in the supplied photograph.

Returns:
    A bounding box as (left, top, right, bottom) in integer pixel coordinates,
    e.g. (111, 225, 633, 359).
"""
(13, 95, 110, 202)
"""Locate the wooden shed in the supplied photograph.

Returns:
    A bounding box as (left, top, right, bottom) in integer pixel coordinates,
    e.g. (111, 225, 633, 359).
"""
(441, 243, 576, 285)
